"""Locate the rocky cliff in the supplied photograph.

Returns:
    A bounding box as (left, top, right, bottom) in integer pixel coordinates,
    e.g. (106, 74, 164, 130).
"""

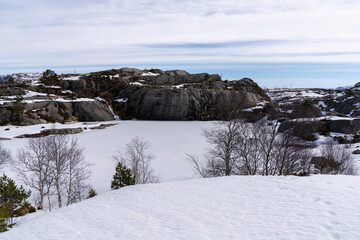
(60, 68, 269, 120)
(0, 68, 269, 125)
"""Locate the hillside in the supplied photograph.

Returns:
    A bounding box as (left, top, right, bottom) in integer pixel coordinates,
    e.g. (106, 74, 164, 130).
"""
(0, 68, 269, 125)
(2, 176, 360, 240)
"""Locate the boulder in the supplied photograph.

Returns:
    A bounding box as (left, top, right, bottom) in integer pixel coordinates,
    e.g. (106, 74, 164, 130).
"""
(114, 85, 266, 120)
(326, 119, 360, 134)
(352, 149, 360, 154)
(290, 103, 322, 119)
(72, 101, 114, 121)
(278, 120, 328, 141)
(14, 127, 83, 138)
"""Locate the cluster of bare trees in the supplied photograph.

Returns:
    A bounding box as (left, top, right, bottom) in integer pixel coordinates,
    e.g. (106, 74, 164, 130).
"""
(0, 143, 11, 171)
(12, 135, 91, 210)
(113, 136, 158, 184)
(189, 118, 356, 177)
(315, 139, 357, 175)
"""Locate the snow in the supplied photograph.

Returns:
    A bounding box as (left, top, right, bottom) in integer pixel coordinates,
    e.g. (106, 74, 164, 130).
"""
(242, 105, 263, 112)
(114, 98, 128, 103)
(1, 121, 213, 193)
(62, 76, 80, 81)
(1, 175, 360, 240)
(109, 74, 119, 79)
(318, 101, 327, 108)
(129, 82, 143, 86)
(172, 84, 185, 89)
(142, 72, 159, 77)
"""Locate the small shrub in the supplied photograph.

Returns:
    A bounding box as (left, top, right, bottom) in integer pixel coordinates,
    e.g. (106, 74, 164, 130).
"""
(87, 188, 97, 199)
(7, 77, 15, 84)
(40, 69, 60, 86)
(0, 174, 31, 232)
(302, 99, 313, 106)
(333, 136, 350, 144)
(111, 162, 135, 190)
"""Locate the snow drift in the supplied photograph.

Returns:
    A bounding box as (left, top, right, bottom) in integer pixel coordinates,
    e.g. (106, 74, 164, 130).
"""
(2, 175, 360, 240)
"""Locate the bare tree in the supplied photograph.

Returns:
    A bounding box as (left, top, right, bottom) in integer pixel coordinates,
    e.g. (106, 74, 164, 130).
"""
(0, 143, 11, 170)
(13, 137, 53, 209)
(272, 131, 312, 175)
(318, 139, 356, 175)
(235, 121, 263, 175)
(65, 137, 91, 205)
(113, 136, 158, 184)
(258, 120, 279, 175)
(188, 120, 241, 177)
(189, 118, 313, 177)
(47, 135, 69, 208)
(13, 135, 91, 210)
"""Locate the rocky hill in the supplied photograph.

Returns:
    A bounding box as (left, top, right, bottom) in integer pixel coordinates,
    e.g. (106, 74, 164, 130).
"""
(0, 68, 269, 125)
(2, 68, 360, 143)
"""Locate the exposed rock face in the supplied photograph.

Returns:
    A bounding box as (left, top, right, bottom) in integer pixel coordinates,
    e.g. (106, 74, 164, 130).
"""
(290, 103, 322, 119)
(72, 101, 114, 121)
(14, 128, 84, 138)
(327, 119, 360, 134)
(1, 68, 269, 124)
(278, 120, 327, 141)
(60, 68, 269, 120)
(0, 100, 114, 126)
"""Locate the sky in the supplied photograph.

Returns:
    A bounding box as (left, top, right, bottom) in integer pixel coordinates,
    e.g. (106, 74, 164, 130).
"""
(1, 0, 360, 88)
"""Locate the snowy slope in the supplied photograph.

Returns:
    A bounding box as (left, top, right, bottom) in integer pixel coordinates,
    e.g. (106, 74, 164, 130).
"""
(2, 175, 359, 240)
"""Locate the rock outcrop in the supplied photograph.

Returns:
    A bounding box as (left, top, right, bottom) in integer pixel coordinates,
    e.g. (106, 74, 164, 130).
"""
(60, 68, 269, 120)
(1, 68, 270, 124)
(327, 119, 360, 134)
(278, 120, 327, 141)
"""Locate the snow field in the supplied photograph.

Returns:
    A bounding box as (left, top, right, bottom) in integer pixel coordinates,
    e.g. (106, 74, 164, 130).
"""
(1, 175, 360, 240)
(1, 121, 214, 193)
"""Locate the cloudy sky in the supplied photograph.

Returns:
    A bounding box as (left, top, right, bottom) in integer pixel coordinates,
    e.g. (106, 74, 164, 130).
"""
(1, 0, 360, 87)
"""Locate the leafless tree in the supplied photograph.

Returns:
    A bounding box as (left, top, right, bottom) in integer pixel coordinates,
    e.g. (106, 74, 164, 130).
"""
(13, 137, 53, 209)
(0, 143, 11, 170)
(113, 136, 158, 184)
(235, 121, 264, 175)
(188, 120, 241, 177)
(65, 137, 91, 205)
(272, 131, 312, 175)
(13, 135, 91, 209)
(258, 120, 279, 175)
(47, 135, 69, 208)
(189, 118, 313, 177)
(318, 139, 357, 175)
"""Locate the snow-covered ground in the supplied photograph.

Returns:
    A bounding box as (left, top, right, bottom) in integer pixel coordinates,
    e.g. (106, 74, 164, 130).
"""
(1, 121, 213, 193)
(1, 175, 359, 240)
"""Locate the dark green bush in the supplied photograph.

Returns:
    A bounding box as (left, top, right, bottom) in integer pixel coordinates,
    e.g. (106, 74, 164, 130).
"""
(111, 162, 135, 190)
(0, 174, 31, 232)
(40, 69, 60, 86)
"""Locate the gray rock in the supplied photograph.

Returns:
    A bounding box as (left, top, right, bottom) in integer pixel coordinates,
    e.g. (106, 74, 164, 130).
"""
(114, 85, 266, 120)
(278, 120, 328, 141)
(89, 123, 117, 130)
(290, 104, 322, 119)
(352, 149, 360, 154)
(14, 127, 83, 138)
(326, 119, 360, 134)
(72, 101, 114, 121)
(0, 137, 12, 140)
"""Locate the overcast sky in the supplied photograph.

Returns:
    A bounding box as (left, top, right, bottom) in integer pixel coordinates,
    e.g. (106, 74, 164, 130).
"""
(1, 0, 360, 87)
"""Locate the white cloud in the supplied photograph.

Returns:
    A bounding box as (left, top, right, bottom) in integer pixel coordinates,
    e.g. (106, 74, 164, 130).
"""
(1, 0, 360, 73)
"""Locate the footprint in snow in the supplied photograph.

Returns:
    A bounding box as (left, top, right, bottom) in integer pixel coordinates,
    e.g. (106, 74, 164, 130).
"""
(328, 211, 337, 216)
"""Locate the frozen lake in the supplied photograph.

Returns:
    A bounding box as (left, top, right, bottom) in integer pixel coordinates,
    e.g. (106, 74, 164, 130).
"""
(1, 120, 214, 194)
